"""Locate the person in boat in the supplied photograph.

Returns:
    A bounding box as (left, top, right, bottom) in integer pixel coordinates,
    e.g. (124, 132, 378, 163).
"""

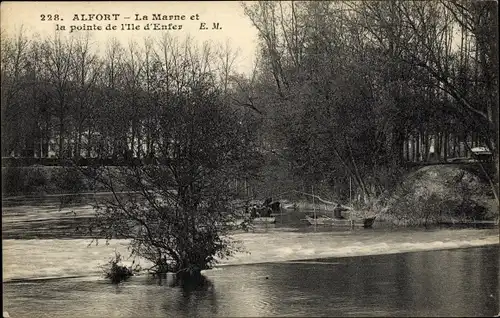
(333, 203, 348, 219)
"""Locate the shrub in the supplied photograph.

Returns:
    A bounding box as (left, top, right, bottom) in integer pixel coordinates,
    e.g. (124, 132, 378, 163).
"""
(101, 252, 140, 284)
(382, 165, 494, 226)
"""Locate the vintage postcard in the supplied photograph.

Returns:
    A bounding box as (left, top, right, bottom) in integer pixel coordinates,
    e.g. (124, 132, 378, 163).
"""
(2, 1, 499, 317)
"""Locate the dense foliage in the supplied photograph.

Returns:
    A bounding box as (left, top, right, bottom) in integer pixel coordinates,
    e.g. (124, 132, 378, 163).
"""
(240, 0, 498, 203)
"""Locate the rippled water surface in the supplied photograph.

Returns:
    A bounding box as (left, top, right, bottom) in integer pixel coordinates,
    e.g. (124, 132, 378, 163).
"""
(2, 195, 499, 317)
(3, 246, 499, 317)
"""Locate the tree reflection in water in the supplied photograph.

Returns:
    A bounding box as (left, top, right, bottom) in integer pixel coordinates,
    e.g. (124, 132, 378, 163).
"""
(150, 273, 218, 317)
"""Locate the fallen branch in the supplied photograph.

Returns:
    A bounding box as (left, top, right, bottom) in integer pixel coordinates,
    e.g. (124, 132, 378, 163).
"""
(287, 190, 353, 210)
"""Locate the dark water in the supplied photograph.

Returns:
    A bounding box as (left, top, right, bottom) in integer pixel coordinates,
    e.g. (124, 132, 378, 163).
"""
(3, 193, 496, 239)
(3, 245, 499, 317)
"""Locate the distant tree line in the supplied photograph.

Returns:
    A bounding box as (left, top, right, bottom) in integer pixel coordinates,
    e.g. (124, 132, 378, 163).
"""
(1, 32, 259, 161)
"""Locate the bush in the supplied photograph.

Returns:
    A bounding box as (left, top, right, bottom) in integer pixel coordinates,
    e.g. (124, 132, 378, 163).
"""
(381, 165, 495, 226)
(101, 252, 140, 284)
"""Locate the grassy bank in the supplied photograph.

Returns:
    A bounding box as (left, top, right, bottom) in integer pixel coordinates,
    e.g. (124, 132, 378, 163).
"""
(373, 164, 498, 226)
(1, 166, 106, 196)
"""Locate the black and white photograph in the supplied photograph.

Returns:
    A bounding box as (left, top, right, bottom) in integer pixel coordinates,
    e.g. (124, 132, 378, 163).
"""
(1, 1, 499, 317)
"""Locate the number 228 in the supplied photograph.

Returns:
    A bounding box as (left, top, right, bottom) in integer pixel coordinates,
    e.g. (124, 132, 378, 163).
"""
(40, 14, 60, 21)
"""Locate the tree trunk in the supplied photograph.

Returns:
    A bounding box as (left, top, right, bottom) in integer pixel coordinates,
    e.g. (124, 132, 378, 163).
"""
(423, 131, 429, 161)
(87, 127, 92, 158)
(58, 116, 64, 158)
(405, 137, 410, 162)
(130, 120, 136, 158)
(34, 125, 41, 158)
(416, 131, 421, 162)
(465, 134, 470, 157)
(42, 119, 50, 158)
(444, 131, 448, 161)
(76, 126, 83, 158)
(436, 132, 442, 162)
(452, 134, 457, 158)
(345, 137, 370, 201)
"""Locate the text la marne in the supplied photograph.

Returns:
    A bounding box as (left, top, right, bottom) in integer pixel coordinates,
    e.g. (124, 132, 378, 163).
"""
(134, 14, 200, 21)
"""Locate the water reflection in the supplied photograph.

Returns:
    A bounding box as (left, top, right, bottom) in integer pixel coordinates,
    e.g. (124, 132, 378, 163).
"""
(205, 245, 498, 317)
(4, 246, 497, 317)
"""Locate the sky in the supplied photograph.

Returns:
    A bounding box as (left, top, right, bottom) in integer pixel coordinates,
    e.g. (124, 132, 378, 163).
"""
(0, 1, 260, 74)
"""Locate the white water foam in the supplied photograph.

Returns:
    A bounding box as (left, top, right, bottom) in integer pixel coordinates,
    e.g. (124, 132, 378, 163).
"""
(220, 229, 499, 265)
(2, 228, 498, 281)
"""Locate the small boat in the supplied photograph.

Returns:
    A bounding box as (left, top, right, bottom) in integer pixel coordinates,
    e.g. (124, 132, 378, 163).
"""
(225, 219, 245, 227)
(303, 215, 376, 228)
(303, 215, 336, 225)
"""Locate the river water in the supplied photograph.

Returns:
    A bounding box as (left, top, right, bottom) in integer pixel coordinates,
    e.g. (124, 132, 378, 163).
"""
(2, 195, 500, 317)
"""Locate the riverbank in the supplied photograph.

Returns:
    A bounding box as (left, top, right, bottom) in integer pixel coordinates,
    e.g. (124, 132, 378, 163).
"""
(2, 192, 498, 231)
(2, 165, 101, 196)
(282, 164, 499, 226)
(377, 164, 498, 226)
(3, 163, 498, 229)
